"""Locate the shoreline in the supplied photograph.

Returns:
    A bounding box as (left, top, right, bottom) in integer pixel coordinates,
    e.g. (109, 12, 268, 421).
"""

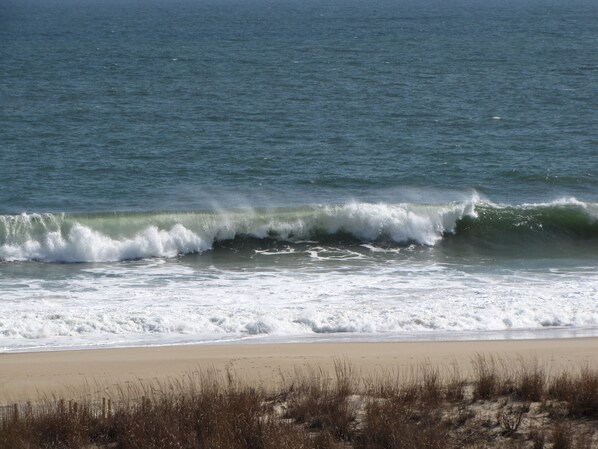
(5, 325, 598, 354)
(1, 337, 597, 403)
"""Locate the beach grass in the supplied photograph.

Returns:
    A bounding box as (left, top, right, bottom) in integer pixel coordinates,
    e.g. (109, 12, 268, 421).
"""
(1, 356, 597, 449)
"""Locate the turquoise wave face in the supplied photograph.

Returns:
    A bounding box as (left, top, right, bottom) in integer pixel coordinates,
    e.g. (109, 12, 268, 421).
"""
(1, 199, 596, 263)
(453, 202, 598, 240)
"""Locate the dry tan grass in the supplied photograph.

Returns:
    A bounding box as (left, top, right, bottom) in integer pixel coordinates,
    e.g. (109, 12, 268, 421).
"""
(1, 357, 597, 449)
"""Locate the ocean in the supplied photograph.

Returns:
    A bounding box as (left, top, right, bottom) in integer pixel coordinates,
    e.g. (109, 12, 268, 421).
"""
(1, 0, 597, 351)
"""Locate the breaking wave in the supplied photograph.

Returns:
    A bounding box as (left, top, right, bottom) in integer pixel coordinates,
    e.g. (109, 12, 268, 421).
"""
(1, 197, 596, 262)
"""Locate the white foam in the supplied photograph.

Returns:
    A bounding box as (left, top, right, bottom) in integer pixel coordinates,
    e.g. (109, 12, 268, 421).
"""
(519, 197, 585, 207)
(0, 223, 210, 262)
(1, 258, 597, 352)
(313, 201, 473, 245)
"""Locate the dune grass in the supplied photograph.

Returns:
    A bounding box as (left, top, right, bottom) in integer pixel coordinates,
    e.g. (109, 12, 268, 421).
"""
(1, 356, 597, 449)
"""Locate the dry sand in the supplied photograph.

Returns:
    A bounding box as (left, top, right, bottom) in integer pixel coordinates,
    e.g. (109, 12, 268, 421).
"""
(1, 338, 597, 402)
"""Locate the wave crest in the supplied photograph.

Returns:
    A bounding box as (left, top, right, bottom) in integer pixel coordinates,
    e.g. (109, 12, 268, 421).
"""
(0, 202, 472, 262)
(1, 198, 596, 263)
(0, 222, 209, 263)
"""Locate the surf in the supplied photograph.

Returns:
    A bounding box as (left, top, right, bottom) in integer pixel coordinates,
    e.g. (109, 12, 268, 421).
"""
(0, 198, 596, 263)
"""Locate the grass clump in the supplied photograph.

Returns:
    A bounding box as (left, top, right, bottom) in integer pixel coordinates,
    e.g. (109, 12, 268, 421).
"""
(356, 397, 450, 449)
(514, 358, 545, 402)
(547, 366, 598, 418)
(284, 361, 356, 441)
(472, 354, 500, 400)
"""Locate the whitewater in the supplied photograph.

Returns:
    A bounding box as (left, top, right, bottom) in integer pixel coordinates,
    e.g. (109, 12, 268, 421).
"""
(0, 200, 475, 262)
(2, 197, 597, 263)
(1, 197, 597, 351)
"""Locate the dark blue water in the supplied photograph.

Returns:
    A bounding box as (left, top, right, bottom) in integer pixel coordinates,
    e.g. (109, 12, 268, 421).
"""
(1, 0, 597, 351)
(2, 0, 597, 213)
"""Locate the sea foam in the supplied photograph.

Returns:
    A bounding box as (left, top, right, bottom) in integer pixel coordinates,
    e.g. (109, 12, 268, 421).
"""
(1, 259, 597, 351)
(0, 223, 209, 262)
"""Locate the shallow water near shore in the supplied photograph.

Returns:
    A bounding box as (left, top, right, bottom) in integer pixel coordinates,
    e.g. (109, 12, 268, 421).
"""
(1, 0, 597, 351)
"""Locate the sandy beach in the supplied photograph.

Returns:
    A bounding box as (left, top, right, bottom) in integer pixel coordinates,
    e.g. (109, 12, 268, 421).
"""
(1, 337, 597, 403)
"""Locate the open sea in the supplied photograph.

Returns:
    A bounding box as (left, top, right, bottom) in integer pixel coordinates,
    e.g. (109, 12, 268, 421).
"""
(1, 0, 597, 352)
